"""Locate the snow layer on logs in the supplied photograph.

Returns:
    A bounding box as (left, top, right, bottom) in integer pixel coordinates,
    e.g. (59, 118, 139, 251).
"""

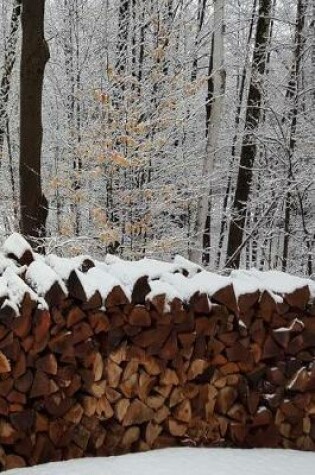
(3, 233, 33, 261)
(25, 261, 68, 299)
(232, 269, 315, 298)
(0, 233, 314, 314)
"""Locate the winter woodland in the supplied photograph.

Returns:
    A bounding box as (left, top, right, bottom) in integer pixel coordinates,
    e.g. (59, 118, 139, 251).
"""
(0, 0, 314, 274)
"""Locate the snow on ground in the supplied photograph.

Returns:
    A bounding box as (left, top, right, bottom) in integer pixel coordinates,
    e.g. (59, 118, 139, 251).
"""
(5, 448, 315, 475)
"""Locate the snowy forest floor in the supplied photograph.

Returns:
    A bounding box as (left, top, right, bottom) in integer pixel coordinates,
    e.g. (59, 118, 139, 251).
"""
(5, 448, 315, 475)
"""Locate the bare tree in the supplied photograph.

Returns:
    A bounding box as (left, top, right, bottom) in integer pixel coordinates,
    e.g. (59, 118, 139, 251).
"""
(190, 0, 226, 265)
(282, 0, 307, 271)
(215, 0, 258, 269)
(19, 0, 49, 247)
(226, 0, 272, 268)
(0, 0, 21, 162)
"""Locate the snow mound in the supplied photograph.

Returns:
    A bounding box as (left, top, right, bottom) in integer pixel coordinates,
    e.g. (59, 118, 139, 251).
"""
(5, 448, 315, 475)
(3, 233, 33, 261)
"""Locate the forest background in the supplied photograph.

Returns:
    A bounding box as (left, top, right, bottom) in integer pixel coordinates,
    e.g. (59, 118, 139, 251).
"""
(0, 0, 314, 275)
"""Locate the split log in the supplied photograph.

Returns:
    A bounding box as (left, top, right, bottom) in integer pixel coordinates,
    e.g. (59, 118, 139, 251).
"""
(0, 351, 11, 373)
(128, 307, 151, 327)
(131, 276, 151, 305)
(123, 399, 154, 426)
(145, 421, 162, 446)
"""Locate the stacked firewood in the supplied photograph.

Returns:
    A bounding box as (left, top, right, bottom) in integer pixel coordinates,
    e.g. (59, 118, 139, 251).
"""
(0, 234, 314, 470)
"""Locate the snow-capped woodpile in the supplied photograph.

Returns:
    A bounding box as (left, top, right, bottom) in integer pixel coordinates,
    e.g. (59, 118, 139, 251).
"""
(0, 233, 314, 470)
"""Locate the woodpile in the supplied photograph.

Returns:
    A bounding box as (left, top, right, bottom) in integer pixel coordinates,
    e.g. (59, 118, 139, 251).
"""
(0, 234, 314, 469)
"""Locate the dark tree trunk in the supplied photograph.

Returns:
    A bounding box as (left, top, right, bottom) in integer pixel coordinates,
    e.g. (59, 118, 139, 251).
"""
(116, 0, 130, 79)
(226, 0, 272, 268)
(215, 0, 258, 269)
(216, 0, 257, 267)
(282, 0, 306, 271)
(201, 38, 215, 266)
(191, 0, 207, 81)
(19, 0, 49, 248)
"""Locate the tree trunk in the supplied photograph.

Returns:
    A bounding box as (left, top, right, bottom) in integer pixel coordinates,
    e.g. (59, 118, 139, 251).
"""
(225, 0, 272, 268)
(282, 0, 306, 271)
(191, 0, 207, 81)
(19, 0, 49, 247)
(189, 0, 225, 265)
(215, 0, 258, 269)
(0, 0, 22, 163)
(64, 0, 82, 237)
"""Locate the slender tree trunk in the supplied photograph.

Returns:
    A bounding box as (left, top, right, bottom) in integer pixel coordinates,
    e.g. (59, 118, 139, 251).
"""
(116, 0, 130, 86)
(19, 0, 49, 247)
(64, 0, 82, 237)
(311, 0, 315, 104)
(215, 0, 258, 268)
(282, 0, 306, 271)
(191, 0, 207, 81)
(282, 187, 291, 271)
(7, 120, 18, 221)
(190, 0, 225, 265)
(226, 0, 272, 268)
(0, 0, 22, 162)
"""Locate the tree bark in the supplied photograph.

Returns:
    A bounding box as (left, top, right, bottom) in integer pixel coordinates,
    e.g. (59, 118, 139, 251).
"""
(282, 0, 306, 271)
(225, 0, 272, 268)
(19, 0, 49, 247)
(191, 0, 207, 82)
(189, 0, 225, 265)
(64, 0, 82, 237)
(215, 0, 258, 269)
(0, 0, 22, 162)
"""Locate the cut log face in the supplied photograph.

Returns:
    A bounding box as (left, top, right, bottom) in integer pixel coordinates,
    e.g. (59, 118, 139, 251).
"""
(212, 284, 238, 314)
(10, 410, 35, 432)
(216, 387, 238, 414)
(115, 399, 130, 423)
(106, 286, 129, 308)
(131, 277, 151, 305)
(121, 426, 140, 448)
(145, 421, 162, 446)
(107, 360, 123, 388)
(259, 292, 278, 321)
(35, 354, 58, 375)
(272, 329, 290, 349)
(4, 454, 26, 470)
(187, 359, 208, 381)
(190, 292, 211, 314)
(45, 282, 67, 308)
(238, 291, 260, 314)
(168, 418, 187, 437)
(128, 307, 151, 327)
(284, 286, 310, 310)
(30, 371, 58, 399)
(132, 326, 171, 349)
(226, 342, 251, 363)
(68, 270, 88, 302)
(262, 336, 282, 360)
(122, 399, 154, 426)
(173, 399, 192, 423)
(160, 331, 178, 360)
(0, 351, 11, 373)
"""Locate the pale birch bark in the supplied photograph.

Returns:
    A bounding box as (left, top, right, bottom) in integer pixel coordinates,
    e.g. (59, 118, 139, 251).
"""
(189, 0, 225, 264)
(0, 0, 21, 162)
